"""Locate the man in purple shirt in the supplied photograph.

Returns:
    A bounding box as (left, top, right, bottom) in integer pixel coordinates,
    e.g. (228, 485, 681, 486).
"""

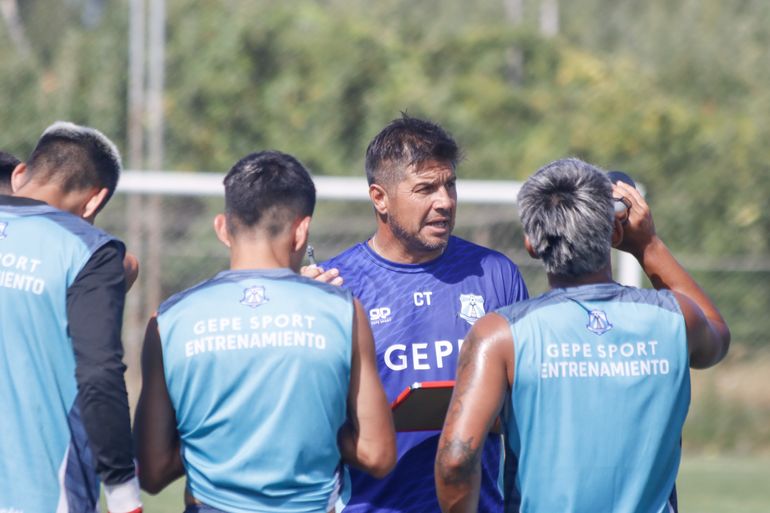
(311, 114, 529, 512)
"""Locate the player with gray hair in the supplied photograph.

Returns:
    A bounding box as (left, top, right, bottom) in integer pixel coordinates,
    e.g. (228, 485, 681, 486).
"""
(436, 157, 730, 513)
(0, 122, 141, 513)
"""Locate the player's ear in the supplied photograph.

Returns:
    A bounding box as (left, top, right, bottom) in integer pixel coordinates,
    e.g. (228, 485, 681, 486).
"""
(10, 163, 27, 193)
(611, 217, 624, 248)
(292, 215, 311, 253)
(81, 187, 110, 223)
(369, 183, 388, 216)
(213, 214, 231, 248)
(524, 236, 540, 260)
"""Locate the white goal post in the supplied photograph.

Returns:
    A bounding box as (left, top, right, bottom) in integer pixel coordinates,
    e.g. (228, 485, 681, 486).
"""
(117, 170, 642, 286)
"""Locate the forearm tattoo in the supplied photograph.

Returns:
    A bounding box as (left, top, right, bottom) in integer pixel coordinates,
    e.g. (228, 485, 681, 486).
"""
(436, 436, 481, 485)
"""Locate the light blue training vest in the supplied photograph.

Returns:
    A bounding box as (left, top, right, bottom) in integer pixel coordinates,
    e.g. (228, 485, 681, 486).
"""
(158, 268, 354, 513)
(0, 202, 119, 513)
(498, 283, 689, 513)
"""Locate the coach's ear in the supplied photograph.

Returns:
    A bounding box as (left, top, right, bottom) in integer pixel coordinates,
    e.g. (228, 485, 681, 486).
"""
(524, 236, 539, 260)
(369, 183, 389, 216)
(214, 214, 231, 248)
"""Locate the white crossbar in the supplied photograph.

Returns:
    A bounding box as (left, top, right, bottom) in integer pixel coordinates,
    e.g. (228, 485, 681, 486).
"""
(117, 170, 521, 204)
(116, 170, 640, 286)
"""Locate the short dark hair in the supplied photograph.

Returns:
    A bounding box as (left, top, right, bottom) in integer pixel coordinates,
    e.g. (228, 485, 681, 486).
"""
(223, 150, 316, 236)
(365, 113, 460, 187)
(0, 151, 20, 193)
(26, 121, 122, 209)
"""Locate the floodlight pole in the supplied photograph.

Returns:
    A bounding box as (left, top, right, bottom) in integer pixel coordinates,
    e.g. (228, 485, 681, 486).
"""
(539, 0, 559, 37)
(125, 0, 165, 403)
(145, 0, 166, 313)
(125, 0, 146, 404)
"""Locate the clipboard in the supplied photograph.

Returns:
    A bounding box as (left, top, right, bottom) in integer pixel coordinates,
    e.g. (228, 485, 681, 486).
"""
(390, 380, 503, 434)
(390, 380, 455, 432)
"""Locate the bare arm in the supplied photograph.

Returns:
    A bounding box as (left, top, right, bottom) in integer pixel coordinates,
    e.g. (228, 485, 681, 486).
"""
(435, 313, 513, 513)
(123, 252, 139, 291)
(614, 181, 730, 368)
(133, 317, 185, 494)
(338, 299, 396, 478)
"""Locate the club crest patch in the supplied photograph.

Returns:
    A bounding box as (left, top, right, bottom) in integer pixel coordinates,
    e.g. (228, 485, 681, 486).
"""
(586, 309, 613, 335)
(459, 293, 485, 326)
(240, 286, 268, 308)
(0, 221, 7, 240)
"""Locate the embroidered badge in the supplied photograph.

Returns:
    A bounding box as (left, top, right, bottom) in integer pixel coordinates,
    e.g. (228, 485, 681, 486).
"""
(586, 309, 613, 335)
(459, 293, 485, 326)
(240, 286, 268, 308)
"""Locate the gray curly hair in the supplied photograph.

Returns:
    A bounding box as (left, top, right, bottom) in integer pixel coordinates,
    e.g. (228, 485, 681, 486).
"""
(517, 158, 614, 277)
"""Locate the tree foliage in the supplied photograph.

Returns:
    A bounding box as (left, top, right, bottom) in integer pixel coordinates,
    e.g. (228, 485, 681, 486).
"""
(0, 0, 767, 345)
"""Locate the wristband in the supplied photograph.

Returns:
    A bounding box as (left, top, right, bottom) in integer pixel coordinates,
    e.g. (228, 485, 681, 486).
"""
(104, 476, 142, 513)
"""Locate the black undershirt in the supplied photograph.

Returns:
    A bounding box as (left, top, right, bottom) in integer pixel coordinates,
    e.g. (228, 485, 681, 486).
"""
(67, 240, 136, 485)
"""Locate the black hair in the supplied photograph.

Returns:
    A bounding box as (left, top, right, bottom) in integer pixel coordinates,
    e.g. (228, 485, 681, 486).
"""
(0, 151, 20, 193)
(26, 122, 122, 209)
(223, 150, 316, 236)
(364, 113, 460, 187)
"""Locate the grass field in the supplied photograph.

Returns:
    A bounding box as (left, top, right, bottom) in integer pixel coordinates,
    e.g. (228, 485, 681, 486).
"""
(133, 454, 770, 512)
(677, 455, 770, 513)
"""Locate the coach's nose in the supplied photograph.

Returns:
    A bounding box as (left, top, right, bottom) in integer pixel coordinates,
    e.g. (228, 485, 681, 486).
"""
(433, 185, 455, 213)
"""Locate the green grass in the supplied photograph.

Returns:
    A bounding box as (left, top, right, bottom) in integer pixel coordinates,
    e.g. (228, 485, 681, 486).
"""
(140, 479, 185, 512)
(132, 455, 770, 512)
(677, 455, 770, 513)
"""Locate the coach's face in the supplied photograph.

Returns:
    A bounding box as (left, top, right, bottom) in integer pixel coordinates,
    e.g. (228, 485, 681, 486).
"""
(386, 159, 457, 259)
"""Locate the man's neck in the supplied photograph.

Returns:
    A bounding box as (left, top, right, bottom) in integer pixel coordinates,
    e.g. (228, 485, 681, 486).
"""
(13, 183, 56, 208)
(228, 242, 293, 271)
(547, 266, 614, 289)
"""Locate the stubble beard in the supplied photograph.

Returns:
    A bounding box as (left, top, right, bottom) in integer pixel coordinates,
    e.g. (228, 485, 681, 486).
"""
(389, 214, 450, 256)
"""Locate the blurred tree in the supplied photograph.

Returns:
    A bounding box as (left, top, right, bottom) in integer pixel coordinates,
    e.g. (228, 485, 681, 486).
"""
(0, 0, 767, 346)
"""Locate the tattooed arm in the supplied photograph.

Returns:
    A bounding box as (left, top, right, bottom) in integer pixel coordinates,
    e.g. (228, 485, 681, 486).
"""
(435, 313, 515, 513)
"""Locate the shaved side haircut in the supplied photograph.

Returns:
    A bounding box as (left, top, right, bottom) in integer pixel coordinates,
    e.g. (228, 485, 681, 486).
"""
(223, 150, 316, 237)
(26, 121, 122, 210)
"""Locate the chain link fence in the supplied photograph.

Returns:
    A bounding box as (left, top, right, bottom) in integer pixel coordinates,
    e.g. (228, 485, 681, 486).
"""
(100, 182, 770, 346)
(97, 177, 770, 451)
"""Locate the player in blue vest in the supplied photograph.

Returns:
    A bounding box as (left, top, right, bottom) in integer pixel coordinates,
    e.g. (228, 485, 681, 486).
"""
(3, 145, 139, 288)
(133, 150, 396, 513)
(436, 158, 731, 513)
(0, 122, 141, 513)
(310, 114, 529, 512)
